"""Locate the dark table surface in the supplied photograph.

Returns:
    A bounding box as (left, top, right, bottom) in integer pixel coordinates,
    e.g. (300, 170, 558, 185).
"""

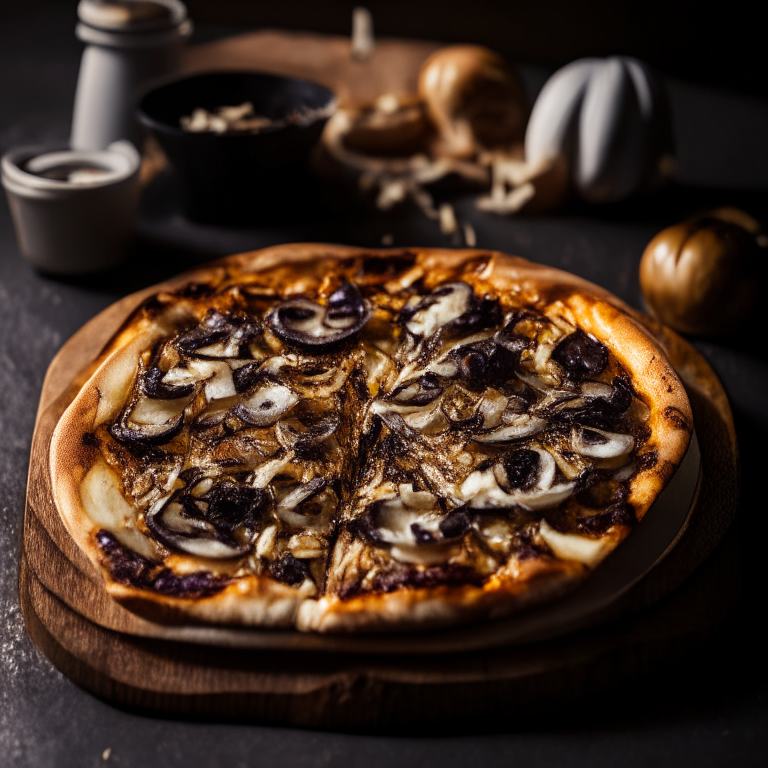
(2, 3, 768, 766)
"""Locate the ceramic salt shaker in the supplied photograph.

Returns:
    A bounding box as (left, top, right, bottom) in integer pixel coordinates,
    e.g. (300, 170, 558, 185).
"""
(1, 141, 141, 274)
(71, 0, 192, 151)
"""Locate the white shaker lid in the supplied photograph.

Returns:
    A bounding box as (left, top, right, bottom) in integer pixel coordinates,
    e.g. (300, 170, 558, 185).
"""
(77, 0, 188, 32)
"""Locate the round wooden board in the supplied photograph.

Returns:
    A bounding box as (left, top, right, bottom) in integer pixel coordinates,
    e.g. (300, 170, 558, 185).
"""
(20, 245, 739, 723)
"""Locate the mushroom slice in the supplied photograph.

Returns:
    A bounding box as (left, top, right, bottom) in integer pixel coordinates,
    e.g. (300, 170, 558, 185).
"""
(402, 405, 449, 434)
(472, 414, 546, 443)
(402, 282, 474, 338)
(275, 479, 335, 534)
(275, 414, 340, 450)
(462, 448, 575, 511)
(109, 394, 188, 447)
(194, 395, 239, 428)
(572, 426, 634, 459)
(363, 485, 466, 564)
(538, 520, 613, 568)
(163, 359, 236, 401)
(175, 311, 260, 359)
(289, 362, 352, 398)
(234, 381, 299, 427)
(390, 373, 442, 406)
(142, 364, 194, 400)
(477, 388, 508, 428)
(267, 283, 371, 351)
(146, 499, 251, 559)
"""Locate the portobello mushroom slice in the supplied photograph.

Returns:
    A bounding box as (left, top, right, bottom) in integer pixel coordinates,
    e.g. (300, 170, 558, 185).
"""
(146, 497, 252, 559)
(267, 283, 371, 351)
(109, 394, 189, 447)
(233, 380, 300, 427)
(461, 448, 576, 511)
(356, 484, 468, 565)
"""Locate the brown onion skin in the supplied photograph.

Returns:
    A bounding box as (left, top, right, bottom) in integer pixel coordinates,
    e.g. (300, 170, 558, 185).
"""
(418, 45, 527, 158)
(639, 211, 761, 336)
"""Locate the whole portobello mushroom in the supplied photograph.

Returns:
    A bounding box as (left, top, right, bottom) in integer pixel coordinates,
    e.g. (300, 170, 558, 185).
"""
(418, 45, 527, 159)
(639, 207, 762, 335)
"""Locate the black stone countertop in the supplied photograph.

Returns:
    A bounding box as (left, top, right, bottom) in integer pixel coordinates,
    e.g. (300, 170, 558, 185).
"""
(1, 3, 767, 766)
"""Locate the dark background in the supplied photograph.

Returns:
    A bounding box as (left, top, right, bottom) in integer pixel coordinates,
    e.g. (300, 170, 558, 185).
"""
(1, 1, 768, 766)
(185, 0, 768, 97)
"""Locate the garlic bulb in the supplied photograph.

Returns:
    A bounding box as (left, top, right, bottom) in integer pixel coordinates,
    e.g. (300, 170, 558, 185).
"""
(524, 56, 672, 203)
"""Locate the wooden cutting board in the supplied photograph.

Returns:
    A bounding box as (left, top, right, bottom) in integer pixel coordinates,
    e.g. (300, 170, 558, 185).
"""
(19, 244, 739, 726)
(180, 29, 442, 106)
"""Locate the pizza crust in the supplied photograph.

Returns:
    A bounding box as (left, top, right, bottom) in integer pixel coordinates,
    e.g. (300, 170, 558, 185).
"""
(49, 244, 693, 632)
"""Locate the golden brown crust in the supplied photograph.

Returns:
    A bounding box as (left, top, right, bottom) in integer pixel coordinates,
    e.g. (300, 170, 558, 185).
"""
(49, 243, 692, 633)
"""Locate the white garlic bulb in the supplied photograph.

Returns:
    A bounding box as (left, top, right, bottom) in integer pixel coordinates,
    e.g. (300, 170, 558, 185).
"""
(524, 56, 672, 203)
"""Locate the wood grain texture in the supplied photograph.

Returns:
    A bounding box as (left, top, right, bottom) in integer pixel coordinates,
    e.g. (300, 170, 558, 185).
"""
(180, 30, 441, 107)
(20, 247, 740, 722)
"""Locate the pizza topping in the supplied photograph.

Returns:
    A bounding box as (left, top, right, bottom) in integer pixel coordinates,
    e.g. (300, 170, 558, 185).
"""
(500, 448, 540, 489)
(233, 380, 299, 426)
(389, 373, 443, 406)
(200, 480, 268, 533)
(361, 485, 463, 564)
(462, 447, 575, 511)
(146, 476, 267, 556)
(146, 496, 253, 559)
(142, 364, 195, 400)
(545, 376, 633, 429)
(81, 256, 664, 612)
(571, 426, 634, 460)
(109, 394, 187, 447)
(538, 519, 612, 568)
(274, 479, 335, 533)
(401, 282, 473, 337)
(268, 553, 310, 585)
(175, 310, 260, 359)
(472, 413, 546, 443)
(275, 414, 340, 453)
(267, 283, 371, 350)
(550, 329, 608, 380)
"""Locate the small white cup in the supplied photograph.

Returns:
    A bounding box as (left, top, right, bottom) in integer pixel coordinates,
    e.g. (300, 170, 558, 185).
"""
(2, 141, 141, 274)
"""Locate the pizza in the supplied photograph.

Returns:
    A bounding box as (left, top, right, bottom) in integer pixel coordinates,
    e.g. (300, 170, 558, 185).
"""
(49, 244, 692, 633)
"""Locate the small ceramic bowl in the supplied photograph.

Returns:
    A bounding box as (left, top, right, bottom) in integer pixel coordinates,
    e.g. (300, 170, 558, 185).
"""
(137, 71, 336, 223)
(1, 141, 141, 274)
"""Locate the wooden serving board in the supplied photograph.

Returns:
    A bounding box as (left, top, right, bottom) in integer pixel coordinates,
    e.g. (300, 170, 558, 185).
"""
(180, 30, 442, 107)
(19, 247, 739, 725)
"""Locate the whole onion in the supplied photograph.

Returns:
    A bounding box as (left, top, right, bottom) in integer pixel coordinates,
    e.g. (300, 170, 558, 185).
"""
(639, 208, 761, 335)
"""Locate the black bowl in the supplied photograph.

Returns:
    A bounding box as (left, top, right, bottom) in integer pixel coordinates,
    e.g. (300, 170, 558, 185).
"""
(137, 71, 336, 224)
